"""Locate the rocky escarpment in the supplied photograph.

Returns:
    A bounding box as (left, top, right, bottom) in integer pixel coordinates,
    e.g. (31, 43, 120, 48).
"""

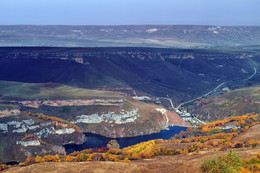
(70, 99, 189, 138)
(0, 98, 186, 162)
(0, 113, 85, 163)
(72, 108, 140, 124)
(3, 92, 174, 138)
(54, 99, 168, 138)
(0, 47, 257, 103)
(1, 95, 189, 139)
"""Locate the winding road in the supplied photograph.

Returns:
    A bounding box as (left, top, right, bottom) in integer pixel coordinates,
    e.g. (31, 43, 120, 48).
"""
(176, 63, 257, 110)
(176, 82, 226, 109)
(243, 67, 257, 81)
(160, 97, 175, 109)
(133, 61, 258, 127)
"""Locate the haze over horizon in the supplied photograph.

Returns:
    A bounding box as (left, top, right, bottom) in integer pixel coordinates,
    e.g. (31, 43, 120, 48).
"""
(0, 0, 260, 26)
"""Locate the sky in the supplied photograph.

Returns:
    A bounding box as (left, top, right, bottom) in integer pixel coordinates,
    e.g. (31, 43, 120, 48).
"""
(0, 0, 260, 26)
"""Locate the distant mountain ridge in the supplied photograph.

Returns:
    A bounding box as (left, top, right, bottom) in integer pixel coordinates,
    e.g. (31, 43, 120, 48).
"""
(0, 25, 260, 48)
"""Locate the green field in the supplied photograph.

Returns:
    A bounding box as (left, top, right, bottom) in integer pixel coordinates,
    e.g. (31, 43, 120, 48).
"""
(0, 80, 123, 99)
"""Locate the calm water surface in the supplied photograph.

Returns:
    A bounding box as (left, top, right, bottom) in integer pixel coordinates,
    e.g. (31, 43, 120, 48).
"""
(65, 126, 187, 154)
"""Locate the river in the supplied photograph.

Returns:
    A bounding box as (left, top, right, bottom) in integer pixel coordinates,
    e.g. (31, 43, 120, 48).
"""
(64, 126, 187, 154)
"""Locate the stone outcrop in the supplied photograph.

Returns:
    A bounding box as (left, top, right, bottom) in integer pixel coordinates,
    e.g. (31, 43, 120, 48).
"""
(73, 109, 140, 124)
(55, 128, 75, 135)
(17, 99, 124, 108)
(52, 146, 66, 155)
(16, 140, 41, 147)
(34, 127, 55, 138)
(12, 124, 28, 133)
(107, 140, 120, 150)
(0, 109, 21, 118)
(7, 121, 23, 128)
(0, 123, 8, 132)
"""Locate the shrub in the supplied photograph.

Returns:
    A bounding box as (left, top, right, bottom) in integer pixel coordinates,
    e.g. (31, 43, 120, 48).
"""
(35, 156, 45, 163)
(217, 150, 242, 169)
(201, 150, 242, 172)
(201, 159, 232, 173)
(0, 164, 7, 171)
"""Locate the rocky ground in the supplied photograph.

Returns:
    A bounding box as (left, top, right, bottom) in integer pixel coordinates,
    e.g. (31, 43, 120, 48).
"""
(0, 112, 85, 163)
(3, 121, 260, 173)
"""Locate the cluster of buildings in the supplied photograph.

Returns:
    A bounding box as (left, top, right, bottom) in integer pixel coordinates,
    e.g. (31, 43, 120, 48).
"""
(175, 109, 206, 125)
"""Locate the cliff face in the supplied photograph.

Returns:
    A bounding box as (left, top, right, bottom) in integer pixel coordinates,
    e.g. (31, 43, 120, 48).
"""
(32, 98, 170, 138)
(0, 97, 187, 162)
(0, 113, 86, 163)
(73, 99, 189, 138)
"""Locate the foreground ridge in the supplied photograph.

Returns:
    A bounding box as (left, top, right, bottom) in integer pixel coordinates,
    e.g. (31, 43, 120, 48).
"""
(1, 113, 259, 172)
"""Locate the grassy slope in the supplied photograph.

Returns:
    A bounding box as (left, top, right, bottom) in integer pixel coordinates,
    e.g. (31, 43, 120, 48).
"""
(194, 86, 260, 121)
(4, 149, 260, 173)
(0, 80, 123, 99)
(0, 80, 177, 137)
(231, 124, 260, 143)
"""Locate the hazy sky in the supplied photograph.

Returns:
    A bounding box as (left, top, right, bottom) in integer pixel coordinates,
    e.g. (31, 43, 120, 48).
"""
(0, 0, 259, 26)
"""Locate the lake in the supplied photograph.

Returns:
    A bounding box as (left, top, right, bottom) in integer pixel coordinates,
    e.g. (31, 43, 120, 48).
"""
(65, 126, 187, 154)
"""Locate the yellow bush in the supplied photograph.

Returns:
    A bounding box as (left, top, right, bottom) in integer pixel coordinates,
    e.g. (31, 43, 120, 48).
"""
(35, 156, 45, 163)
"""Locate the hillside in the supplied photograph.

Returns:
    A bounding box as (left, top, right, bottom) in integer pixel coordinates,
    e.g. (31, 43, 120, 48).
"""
(0, 80, 123, 99)
(0, 80, 188, 163)
(0, 46, 259, 170)
(0, 80, 187, 138)
(191, 86, 260, 121)
(0, 47, 258, 104)
(3, 149, 260, 173)
(232, 124, 260, 143)
(0, 25, 260, 48)
(2, 113, 260, 173)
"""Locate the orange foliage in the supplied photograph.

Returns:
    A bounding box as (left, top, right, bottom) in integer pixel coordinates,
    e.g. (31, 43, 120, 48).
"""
(13, 112, 259, 170)
(43, 154, 61, 162)
(35, 156, 45, 163)
(65, 155, 74, 162)
(24, 112, 82, 133)
(200, 113, 259, 133)
(22, 134, 37, 141)
(0, 164, 6, 171)
(182, 148, 189, 154)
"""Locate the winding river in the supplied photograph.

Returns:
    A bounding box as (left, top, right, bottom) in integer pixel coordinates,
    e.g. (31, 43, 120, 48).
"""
(65, 126, 187, 154)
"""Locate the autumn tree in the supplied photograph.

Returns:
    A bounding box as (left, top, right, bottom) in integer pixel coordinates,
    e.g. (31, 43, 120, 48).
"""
(35, 156, 45, 163)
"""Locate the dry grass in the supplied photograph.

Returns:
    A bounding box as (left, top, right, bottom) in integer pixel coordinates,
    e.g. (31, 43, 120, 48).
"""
(4, 148, 260, 173)
(232, 124, 260, 143)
